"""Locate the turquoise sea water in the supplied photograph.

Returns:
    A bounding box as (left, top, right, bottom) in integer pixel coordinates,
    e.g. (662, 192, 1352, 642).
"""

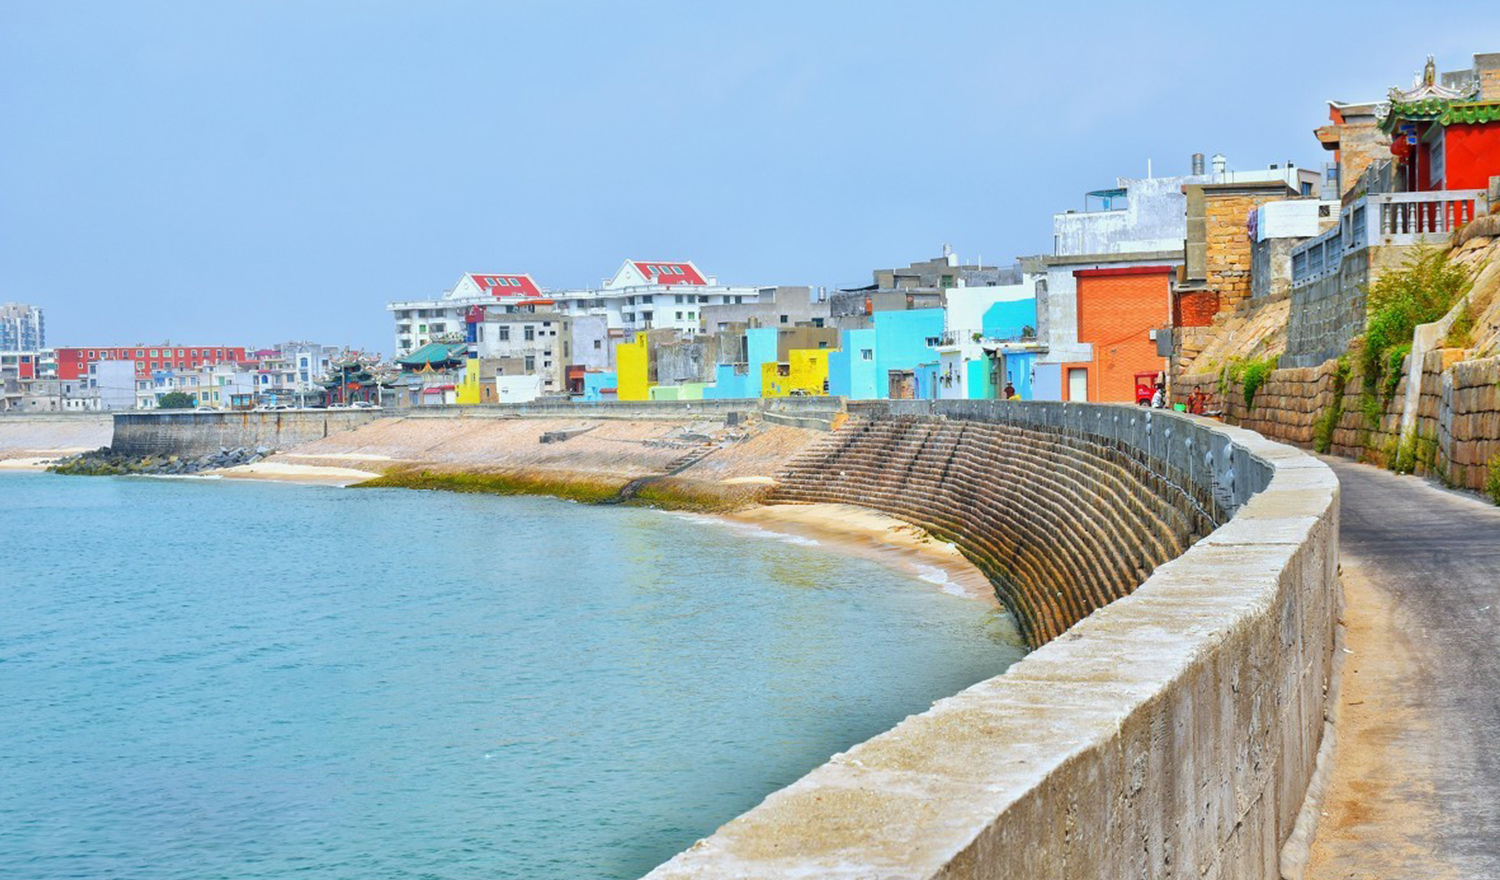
(0, 472, 1023, 879)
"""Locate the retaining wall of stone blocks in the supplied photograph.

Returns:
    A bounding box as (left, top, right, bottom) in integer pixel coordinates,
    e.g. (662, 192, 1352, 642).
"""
(1179, 353, 1500, 492)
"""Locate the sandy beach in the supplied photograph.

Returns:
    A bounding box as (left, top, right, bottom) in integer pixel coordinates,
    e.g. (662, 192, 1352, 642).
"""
(726, 502, 999, 607)
(211, 461, 382, 486)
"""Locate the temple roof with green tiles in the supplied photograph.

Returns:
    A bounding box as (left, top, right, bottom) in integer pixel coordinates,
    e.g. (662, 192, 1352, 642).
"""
(1378, 55, 1494, 132)
(397, 341, 469, 370)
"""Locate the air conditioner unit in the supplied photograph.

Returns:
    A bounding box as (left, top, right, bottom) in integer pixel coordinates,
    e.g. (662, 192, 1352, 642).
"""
(1148, 329, 1159, 341)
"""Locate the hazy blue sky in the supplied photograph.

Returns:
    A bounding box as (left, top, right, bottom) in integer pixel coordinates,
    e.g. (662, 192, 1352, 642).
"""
(3, 1, 1498, 353)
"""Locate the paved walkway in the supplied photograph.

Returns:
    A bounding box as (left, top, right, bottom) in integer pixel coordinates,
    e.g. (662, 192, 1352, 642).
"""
(1308, 458, 1500, 879)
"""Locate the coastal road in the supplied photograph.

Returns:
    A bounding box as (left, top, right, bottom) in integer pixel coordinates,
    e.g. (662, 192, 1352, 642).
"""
(1308, 458, 1500, 879)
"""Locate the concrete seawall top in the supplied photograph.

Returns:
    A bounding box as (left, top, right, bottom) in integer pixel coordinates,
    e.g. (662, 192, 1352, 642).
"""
(646, 400, 1339, 880)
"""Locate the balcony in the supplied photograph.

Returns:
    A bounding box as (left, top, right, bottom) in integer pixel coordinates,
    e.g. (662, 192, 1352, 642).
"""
(1369, 190, 1486, 244)
(1292, 189, 1488, 287)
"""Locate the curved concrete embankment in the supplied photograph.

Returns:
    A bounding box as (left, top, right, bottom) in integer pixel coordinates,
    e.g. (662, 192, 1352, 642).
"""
(647, 400, 1339, 880)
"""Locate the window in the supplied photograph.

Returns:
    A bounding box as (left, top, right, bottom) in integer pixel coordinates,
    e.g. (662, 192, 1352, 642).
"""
(676, 311, 683, 320)
(150, 350, 159, 357)
(779, 314, 789, 324)
(642, 311, 653, 320)
(593, 340, 601, 350)
(524, 326, 535, 341)
(925, 336, 941, 347)
(812, 317, 825, 327)
(860, 349, 873, 361)
(137, 349, 144, 358)
(499, 326, 510, 341)
(524, 355, 535, 371)
(673, 266, 684, 274)
(88, 350, 95, 359)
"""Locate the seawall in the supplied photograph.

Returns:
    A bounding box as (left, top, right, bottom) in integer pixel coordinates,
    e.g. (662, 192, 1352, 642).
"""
(647, 400, 1339, 880)
(111, 410, 385, 456)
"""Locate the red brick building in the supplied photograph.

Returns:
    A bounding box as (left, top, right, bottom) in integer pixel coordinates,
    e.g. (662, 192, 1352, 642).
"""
(55, 345, 248, 380)
(1063, 266, 1172, 403)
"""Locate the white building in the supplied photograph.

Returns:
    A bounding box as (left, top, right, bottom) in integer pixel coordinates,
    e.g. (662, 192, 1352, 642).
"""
(547, 260, 774, 334)
(135, 362, 257, 409)
(473, 305, 572, 394)
(387, 273, 544, 356)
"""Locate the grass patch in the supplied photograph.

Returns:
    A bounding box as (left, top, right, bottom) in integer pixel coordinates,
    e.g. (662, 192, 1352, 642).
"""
(353, 468, 625, 503)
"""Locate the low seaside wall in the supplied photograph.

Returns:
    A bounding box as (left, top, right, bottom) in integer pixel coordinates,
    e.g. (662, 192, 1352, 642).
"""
(109, 398, 847, 457)
(648, 401, 1339, 880)
(111, 410, 384, 456)
(0, 412, 113, 457)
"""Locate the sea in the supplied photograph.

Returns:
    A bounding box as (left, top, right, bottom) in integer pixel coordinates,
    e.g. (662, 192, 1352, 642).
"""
(0, 472, 1024, 879)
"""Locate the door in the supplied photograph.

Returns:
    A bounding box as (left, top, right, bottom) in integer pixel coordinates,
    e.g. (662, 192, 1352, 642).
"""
(888, 370, 915, 400)
(1067, 368, 1088, 402)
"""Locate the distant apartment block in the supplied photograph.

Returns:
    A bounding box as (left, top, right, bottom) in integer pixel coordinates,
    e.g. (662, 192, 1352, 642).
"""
(0, 303, 45, 352)
(54, 344, 249, 381)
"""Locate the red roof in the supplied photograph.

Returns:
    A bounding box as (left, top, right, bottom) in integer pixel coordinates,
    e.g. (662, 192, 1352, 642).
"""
(469, 273, 541, 298)
(633, 261, 706, 286)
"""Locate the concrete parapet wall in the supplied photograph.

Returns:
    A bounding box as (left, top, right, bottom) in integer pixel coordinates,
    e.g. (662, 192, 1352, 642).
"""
(111, 410, 384, 456)
(648, 401, 1339, 880)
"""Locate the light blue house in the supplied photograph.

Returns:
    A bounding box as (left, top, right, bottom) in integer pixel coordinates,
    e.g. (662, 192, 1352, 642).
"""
(981, 297, 1037, 340)
(705, 326, 779, 399)
(827, 328, 878, 399)
(581, 370, 618, 401)
(873, 309, 945, 399)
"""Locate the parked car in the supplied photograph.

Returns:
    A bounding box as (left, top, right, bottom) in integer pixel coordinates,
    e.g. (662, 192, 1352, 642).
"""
(349, 401, 381, 410)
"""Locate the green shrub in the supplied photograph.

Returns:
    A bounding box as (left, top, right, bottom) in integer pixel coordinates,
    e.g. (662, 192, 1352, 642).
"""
(1487, 453, 1500, 506)
(1358, 247, 1472, 429)
(1239, 357, 1277, 409)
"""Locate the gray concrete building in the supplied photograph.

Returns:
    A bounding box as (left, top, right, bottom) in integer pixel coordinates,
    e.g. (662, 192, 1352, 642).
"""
(700, 286, 827, 333)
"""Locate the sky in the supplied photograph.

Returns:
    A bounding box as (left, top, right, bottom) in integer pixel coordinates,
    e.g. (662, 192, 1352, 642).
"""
(3, 1, 1499, 355)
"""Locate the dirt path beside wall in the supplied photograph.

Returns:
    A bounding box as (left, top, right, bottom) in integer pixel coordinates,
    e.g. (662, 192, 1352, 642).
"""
(1307, 458, 1500, 878)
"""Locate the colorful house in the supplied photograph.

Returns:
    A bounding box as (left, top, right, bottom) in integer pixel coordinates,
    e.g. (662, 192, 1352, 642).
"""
(827, 328, 877, 399)
(1063, 266, 1171, 403)
(581, 370, 618, 401)
(873, 309, 945, 400)
(760, 349, 830, 397)
(615, 335, 650, 401)
(704, 326, 778, 399)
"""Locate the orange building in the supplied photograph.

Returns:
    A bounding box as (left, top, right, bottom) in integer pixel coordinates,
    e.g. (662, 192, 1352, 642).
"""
(1062, 266, 1172, 403)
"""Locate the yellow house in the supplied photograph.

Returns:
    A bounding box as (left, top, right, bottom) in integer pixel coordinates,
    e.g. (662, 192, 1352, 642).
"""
(760, 349, 830, 397)
(456, 358, 483, 405)
(616, 335, 650, 401)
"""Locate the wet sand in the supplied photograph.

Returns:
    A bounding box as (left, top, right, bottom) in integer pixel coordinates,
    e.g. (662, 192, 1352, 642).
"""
(210, 461, 382, 486)
(725, 503, 999, 607)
